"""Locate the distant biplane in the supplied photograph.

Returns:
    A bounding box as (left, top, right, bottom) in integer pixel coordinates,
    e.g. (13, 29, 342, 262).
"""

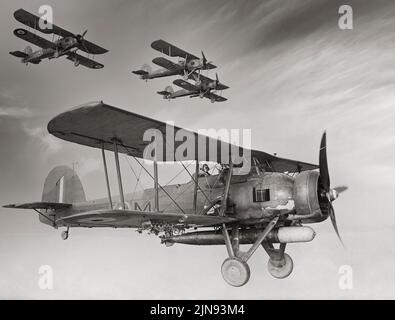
(158, 73, 228, 103)
(9, 9, 108, 69)
(133, 40, 216, 81)
(4, 102, 347, 287)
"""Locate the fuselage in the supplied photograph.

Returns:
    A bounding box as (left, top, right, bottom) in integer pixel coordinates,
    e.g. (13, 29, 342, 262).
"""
(40, 170, 328, 228)
(24, 36, 78, 64)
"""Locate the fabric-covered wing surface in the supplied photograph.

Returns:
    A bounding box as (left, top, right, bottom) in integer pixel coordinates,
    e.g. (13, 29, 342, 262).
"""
(14, 29, 56, 49)
(14, 9, 108, 55)
(3, 202, 72, 210)
(48, 101, 318, 172)
(151, 39, 199, 60)
(173, 79, 199, 92)
(152, 57, 181, 72)
(204, 92, 227, 103)
(56, 209, 236, 228)
(66, 52, 104, 69)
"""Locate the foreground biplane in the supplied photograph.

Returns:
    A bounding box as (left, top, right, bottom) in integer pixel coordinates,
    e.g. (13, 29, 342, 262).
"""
(4, 102, 347, 287)
(133, 40, 217, 81)
(9, 9, 108, 69)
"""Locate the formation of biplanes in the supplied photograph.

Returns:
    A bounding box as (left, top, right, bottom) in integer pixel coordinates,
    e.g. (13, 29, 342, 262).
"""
(133, 40, 229, 103)
(4, 8, 347, 287)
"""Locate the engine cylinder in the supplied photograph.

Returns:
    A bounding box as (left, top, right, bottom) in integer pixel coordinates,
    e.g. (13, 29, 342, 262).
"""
(293, 170, 323, 218)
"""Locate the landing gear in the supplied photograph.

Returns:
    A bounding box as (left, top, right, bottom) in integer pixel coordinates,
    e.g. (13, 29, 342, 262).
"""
(221, 258, 250, 287)
(262, 242, 293, 279)
(61, 227, 69, 240)
(267, 253, 293, 279)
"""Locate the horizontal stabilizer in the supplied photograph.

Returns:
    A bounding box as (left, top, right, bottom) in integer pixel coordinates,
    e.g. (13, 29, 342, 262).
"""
(10, 51, 28, 58)
(132, 70, 149, 76)
(3, 202, 72, 210)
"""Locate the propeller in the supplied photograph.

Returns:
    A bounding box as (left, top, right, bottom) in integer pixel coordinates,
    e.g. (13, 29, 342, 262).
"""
(318, 132, 348, 246)
(75, 30, 90, 54)
(201, 51, 213, 69)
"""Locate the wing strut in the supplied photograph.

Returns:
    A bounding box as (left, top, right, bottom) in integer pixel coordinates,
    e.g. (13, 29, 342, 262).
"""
(101, 144, 113, 209)
(154, 160, 159, 211)
(193, 161, 199, 214)
(113, 140, 126, 210)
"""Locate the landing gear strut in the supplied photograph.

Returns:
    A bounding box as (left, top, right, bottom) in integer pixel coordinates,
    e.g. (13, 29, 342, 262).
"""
(61, 227, 70, 240)
(221, 216, 279, 287)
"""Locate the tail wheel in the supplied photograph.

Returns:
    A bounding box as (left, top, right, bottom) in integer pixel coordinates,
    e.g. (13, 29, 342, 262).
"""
(221, 258, 250, 287)
(267, 253, 293, 279)
(61, 230, 69, 241)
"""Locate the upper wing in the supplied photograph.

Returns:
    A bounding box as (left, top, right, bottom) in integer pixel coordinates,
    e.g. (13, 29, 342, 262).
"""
(151, 39, 199, 60)
(14, 28, 56, 49)
(203, 92, 228, 103)
(14, 9, 108, 55)
(66, 52, 104, 69)
(4, 202, 72, 210)
(152, 57, 182, 73)
(14, 8, 74, 37)
(56, 209, 236, 228)
(47, 102, 318, 172)
(173, 79, 199, 92)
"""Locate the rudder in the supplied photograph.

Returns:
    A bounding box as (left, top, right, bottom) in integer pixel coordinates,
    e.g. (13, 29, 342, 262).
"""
(42, 166, 86, 204)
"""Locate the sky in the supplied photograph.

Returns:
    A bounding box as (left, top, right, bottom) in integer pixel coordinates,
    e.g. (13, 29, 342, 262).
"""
(0, 0, 395, 299)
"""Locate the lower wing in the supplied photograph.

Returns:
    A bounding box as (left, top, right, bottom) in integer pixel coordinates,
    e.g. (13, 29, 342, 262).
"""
(204, 92, 228, 102)
(56, 209, 236, 228)
(66, 52, 104, 69)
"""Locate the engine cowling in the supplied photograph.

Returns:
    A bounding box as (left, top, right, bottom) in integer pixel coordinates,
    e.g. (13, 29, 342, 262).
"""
(293, 170, 326, 221)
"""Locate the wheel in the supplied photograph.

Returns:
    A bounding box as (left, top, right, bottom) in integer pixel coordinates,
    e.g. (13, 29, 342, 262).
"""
(221, 258, 250, 287)
(61, 231, 69, 241)
(267, 253, 293, 279)
(165, 241, 174, 247)
(74, 60, 80, 67)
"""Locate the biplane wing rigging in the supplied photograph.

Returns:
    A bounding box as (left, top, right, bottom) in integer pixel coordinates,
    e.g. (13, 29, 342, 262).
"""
(47, 101, 317, 172)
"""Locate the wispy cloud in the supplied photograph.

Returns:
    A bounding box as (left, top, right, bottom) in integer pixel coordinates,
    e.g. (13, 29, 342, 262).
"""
(23, 126, 62, 154)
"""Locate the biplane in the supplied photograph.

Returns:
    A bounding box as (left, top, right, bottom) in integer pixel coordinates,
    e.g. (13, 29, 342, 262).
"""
(157, 85, 194, 100)
(133, 40, 217, 81)
(9, 9, 108, 69)
(172, 73, 228, 103)
(158, 74, 228, 103)
(4, 101, 347, 287)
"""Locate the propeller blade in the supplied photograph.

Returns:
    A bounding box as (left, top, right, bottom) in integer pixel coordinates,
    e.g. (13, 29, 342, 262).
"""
(319, 131, 330, 192)
(201, 50, 206, 62)
(334, 186, 348, 194)
(328, 202, 344, 247)
(82, 30, 88, 38)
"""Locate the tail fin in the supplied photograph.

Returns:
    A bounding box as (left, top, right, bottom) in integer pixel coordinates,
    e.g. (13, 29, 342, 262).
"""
(132, 64, 152, 77)
(157, 85, 174, 97)
(42, 166, 86, 204)
(24, 46, 33, 55)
